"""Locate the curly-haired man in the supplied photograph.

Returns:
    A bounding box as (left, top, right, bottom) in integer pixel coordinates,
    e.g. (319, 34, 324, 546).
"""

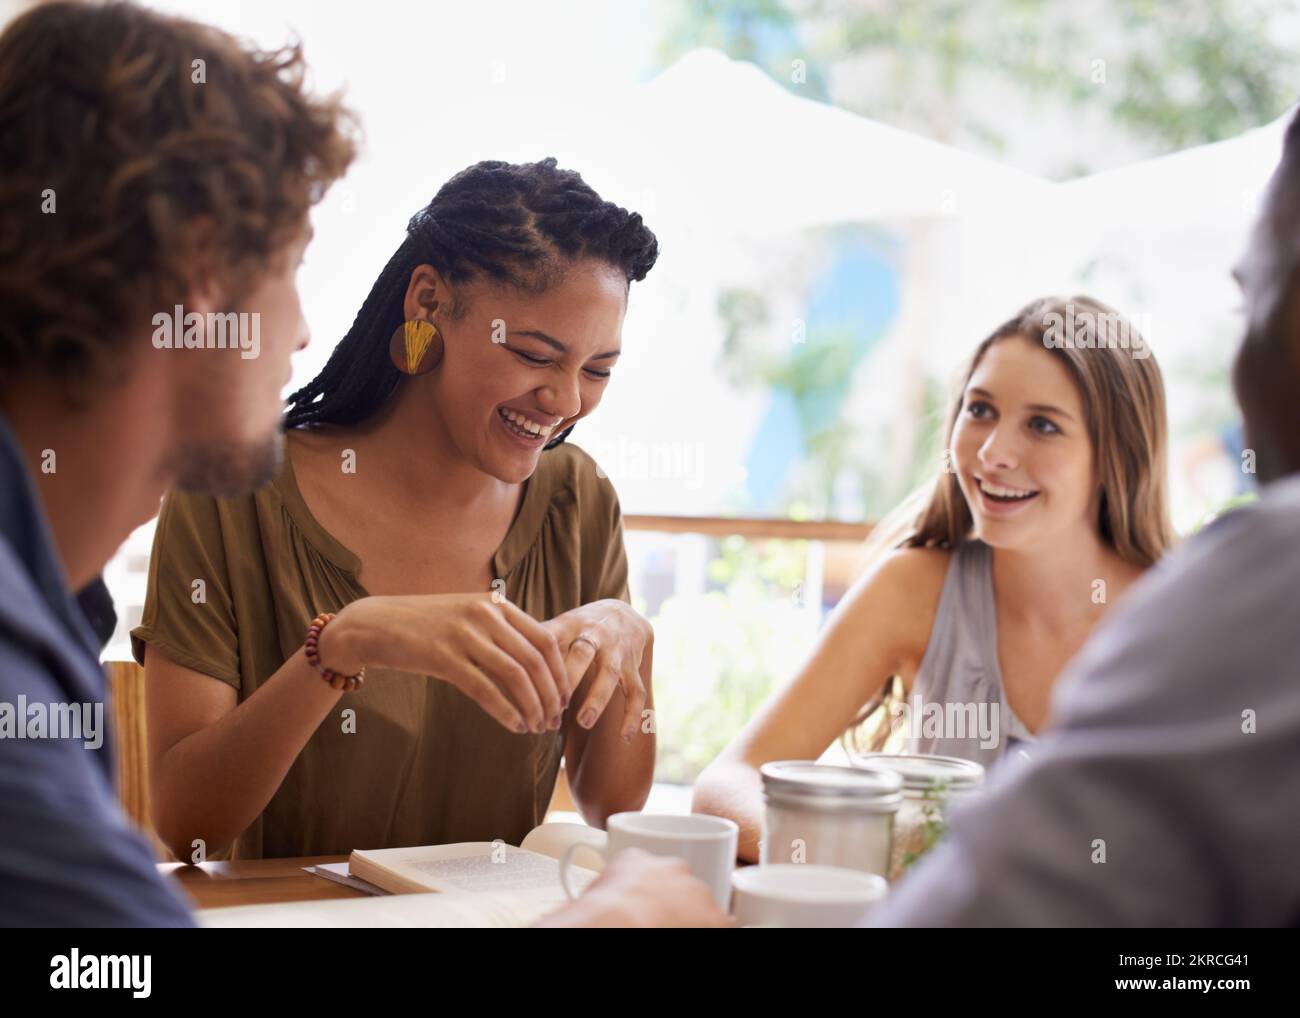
(0, 0, 355, 925)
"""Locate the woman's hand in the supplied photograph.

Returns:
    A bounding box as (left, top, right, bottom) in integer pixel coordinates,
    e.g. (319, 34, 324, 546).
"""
(323, 594, 568, 735)
(543, 599, 651, 742)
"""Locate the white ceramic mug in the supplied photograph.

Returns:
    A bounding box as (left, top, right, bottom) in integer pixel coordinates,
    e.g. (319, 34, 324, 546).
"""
(558, 812, 739, 910)
(731, 864, 888, 927)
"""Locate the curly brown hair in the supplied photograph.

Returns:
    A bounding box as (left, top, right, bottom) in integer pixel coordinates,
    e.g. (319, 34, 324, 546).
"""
(0, 0, 358, 388)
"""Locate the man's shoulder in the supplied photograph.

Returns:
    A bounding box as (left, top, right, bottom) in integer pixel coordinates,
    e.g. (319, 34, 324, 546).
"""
(0, 539, 93, 676)
(0, 543, 107, 726)
(0, 584, 111, 797)
(1055, 477, 1300, 724)
(1149, 477, 1300, 605)
(1195, 473, 1300, 547)
(0, 618, 86, 708)
(0, 633, 193, 926)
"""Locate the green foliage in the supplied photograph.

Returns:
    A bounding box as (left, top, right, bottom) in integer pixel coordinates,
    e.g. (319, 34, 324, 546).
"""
(899, 781, 953, 872)
(1189, 490, 1260, 532)
(651, 537, 820, 783)
(659, 0, 1300, 176)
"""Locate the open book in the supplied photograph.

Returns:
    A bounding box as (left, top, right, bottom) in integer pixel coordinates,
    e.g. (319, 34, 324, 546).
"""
(345, 821, 608, 899)
(199, 823, 606, 928)
(347, 822, 605, 898)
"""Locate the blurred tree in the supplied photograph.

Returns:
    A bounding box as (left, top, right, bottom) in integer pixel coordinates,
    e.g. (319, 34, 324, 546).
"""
(658, 0, 1300, 178)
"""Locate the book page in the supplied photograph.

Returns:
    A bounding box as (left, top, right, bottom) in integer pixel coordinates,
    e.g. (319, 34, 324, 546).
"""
(305, 862, 388, 895)
(352, 841, 599, 903)
(521, 821, 608, 862)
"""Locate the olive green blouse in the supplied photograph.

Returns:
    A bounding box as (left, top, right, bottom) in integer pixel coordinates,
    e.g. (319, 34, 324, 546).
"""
(131, 440, 629, 860)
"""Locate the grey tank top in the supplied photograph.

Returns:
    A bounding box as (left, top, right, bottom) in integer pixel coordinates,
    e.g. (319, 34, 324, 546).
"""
(904, 539, 1036, 769)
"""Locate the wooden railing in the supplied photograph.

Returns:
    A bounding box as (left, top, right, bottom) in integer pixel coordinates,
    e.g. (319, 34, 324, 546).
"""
(625, 515, 874, 542)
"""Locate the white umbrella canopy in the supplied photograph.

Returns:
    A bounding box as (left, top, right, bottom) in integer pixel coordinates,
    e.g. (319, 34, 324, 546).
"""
(599, 49, 1056, 235)
(946, 110, 1297, 373)
(1031, 108, 1296, 375)
(397, 48, 1056, 242)
(1056, 107, 1293, 238)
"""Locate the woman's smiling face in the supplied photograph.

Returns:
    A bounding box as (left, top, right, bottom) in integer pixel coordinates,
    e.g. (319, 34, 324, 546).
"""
(951, 333, 1098, 550)
(423, 258, 628, 483)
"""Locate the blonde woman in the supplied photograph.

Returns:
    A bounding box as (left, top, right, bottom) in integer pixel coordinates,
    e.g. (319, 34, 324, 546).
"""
(692, 295, 1173, 862)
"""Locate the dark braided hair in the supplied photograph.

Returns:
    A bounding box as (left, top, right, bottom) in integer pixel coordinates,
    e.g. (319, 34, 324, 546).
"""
(284, 158, 659, 450)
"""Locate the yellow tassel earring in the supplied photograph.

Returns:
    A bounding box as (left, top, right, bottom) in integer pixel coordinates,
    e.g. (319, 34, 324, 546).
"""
(388, 318, 442, 375)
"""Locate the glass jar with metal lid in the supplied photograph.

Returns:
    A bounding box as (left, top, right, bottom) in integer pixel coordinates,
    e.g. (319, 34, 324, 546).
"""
(760, 761, 903, 878)
(850, 753, 985, 881)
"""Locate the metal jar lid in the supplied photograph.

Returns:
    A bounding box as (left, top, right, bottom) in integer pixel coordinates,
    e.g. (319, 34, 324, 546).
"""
(761, 760, 903, 814)
(849, 752, 985, 794)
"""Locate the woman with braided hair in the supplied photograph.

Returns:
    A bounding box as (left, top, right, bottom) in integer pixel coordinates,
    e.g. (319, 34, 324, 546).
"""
(132, 159, 661, 860)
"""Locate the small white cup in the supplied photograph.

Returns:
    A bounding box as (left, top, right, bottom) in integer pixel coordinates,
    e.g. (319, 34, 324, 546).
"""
(559, 812, 739, 910)
(731, 864, 888, 927)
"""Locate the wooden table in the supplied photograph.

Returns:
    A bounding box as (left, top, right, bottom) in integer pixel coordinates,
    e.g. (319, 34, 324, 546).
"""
(160, 855, 371, 910)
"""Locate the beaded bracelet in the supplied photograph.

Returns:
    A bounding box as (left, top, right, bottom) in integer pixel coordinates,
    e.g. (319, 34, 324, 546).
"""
(304, 612, 365, 692)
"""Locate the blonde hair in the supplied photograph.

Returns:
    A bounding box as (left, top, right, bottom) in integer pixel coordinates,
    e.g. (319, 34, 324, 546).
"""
(844, 295, 1174, 755)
